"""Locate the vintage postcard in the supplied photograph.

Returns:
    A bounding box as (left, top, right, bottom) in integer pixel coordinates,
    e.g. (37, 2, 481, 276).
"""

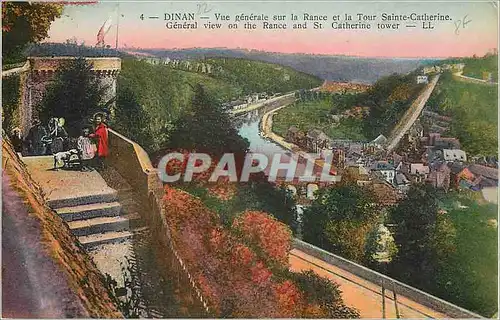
(1, 0, 498, 318)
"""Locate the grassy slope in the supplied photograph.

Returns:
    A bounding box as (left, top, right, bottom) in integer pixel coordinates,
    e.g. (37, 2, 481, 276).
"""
(427, 72, 498, 156)
(273, 99, 367, 141)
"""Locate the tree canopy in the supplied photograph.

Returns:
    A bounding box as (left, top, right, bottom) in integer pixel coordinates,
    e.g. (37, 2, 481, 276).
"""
(40, 57, 106, 135)
(302, 183, 380, 262)
(167, 84, 249, 157)
(2, 2, 63, 63)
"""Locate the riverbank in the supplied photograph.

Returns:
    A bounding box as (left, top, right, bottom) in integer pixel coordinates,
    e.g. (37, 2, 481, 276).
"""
(259, 103, 341, 181)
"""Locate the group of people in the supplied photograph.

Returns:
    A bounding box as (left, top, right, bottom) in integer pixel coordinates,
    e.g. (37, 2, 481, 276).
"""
(13, 113, 109, 172)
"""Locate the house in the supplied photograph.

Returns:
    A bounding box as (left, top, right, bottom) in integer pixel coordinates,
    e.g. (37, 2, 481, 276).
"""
(426, 163, 451, 191)
(371, 134, 388, 148)
(395, 173, 411, 193)
(371, 161, 396, 184)
(306, 129, 332, 153)
(421, 133, 461, 150)
(442, 149, 467, 163)
(468, 164, 498, 187)
(409, 163, 430, 183)
(417, 75, 429, 84)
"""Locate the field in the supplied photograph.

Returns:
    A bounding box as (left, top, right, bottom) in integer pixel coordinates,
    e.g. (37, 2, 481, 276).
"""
(272, 99, 368, 141)
(427, 72, 498, 156)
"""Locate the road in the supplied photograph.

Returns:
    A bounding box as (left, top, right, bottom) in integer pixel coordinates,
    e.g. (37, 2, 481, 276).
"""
(385, 75, 440, 152)
(230, 92, 296, 116)
(289, 249, 448, 318)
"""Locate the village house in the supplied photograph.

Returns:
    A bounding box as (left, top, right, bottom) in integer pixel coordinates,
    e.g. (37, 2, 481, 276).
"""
(286, 126, 307, 147)
(417, 75, 429, 84)
(442, 149, 467, 163)
(448, 162, 497, 191)
(409, 163, 430, 183)
(367, 179, 401, 207)
(306, 129, 333, 154)
(426, 163, 451, 191)
(421, 133, 461, 150)
(370, 134, 388, 149)
(394, 172, 411, 193)
(370, 161, 396, 184)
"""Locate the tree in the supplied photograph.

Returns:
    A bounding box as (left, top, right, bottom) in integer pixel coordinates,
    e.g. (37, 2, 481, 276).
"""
(115, 87, 154, 151)
(167, 84, 249, 157)
(388, 184, 446, 287)
(40, 57, 106, 135)
(301, 183, 379, 262)
(290, 270, 360, 318)
(2, 2, 63, 63)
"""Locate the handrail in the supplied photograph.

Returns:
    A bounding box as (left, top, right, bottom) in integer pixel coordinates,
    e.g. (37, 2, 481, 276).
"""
(292, 238, 483, 318)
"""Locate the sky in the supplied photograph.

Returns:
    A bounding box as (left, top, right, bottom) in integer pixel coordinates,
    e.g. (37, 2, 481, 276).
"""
(45, 0, 499, 58)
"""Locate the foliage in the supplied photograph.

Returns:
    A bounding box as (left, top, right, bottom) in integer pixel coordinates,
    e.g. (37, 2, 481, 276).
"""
(180, 177, 298, 232)
(114, 87, 155, 150)
(364, 223, 398, 266)
(1, 75, 21, 134)
(40, 57, 106, 135)
(301, 183, 380, 263)
(27, 42, 126, 58)
(362, 72, 423, 138)
(431, 191, 497, 316)
(203, 57, 322, 95)
(273, 98, 368, 141)
(167, 84, 249, 157)
(427, 72, 497, 156)
(2, 2, 63, 63)
(388, 184, 451, 288)
(162, 185, 357, 318)
(289, 270, 360, 318)
(232, 211, 292, 265)
(462, 53, 498, 82)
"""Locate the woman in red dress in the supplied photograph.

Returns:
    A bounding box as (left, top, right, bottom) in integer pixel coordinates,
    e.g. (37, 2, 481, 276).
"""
(89, 113, 109, 169)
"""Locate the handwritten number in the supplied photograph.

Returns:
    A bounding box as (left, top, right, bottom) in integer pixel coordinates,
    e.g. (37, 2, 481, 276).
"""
(454, 14, 471, 35)
(197, 2, 212, 14)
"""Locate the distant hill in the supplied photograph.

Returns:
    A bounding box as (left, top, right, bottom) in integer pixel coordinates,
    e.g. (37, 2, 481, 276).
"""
(128, 48, 430, 84)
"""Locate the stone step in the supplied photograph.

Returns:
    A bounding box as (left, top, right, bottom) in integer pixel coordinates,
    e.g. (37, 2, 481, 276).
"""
(68, 212, 143, 237)
(47, 189, 119, 209)
(78, 226, 149, 248)
(56, 201, 122, 222)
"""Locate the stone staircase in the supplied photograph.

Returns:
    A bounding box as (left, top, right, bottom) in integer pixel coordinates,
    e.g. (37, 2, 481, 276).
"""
(22, 156, 147, 248)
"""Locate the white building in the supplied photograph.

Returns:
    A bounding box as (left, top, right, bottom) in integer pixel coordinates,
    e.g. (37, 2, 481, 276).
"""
(371, 161, 396, 184)
(442, 149, 467, 162)
(417, 75, 429, 84)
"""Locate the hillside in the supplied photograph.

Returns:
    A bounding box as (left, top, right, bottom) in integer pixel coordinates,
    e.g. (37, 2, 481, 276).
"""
(273, 71, 424, 141)
(115, 57, 321, 152)
(426, 71, 498, 156)
(132, 48, 428, 84)
(202, 57, 322, 94)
